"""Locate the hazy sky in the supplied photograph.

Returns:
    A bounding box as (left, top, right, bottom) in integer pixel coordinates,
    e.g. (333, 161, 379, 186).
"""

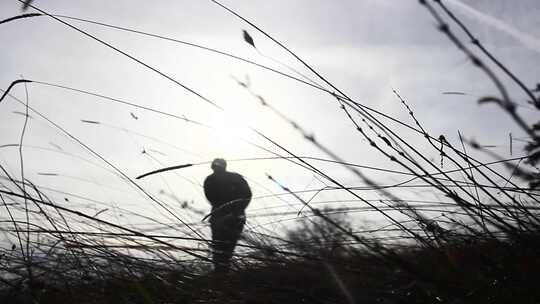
(1, 1, 539, 243)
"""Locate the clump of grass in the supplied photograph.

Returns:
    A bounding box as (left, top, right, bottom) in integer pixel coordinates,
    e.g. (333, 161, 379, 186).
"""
(1, 1, 540, 303)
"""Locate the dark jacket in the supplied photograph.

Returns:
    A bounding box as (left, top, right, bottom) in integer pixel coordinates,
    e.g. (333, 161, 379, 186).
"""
(204, 171, 252, 218)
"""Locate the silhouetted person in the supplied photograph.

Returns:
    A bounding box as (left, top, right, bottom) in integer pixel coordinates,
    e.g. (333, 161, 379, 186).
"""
(204, 158, 251, 273)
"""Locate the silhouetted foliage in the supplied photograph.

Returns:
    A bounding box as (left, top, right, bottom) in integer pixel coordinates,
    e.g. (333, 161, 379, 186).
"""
(2, 1, 540, 303)
(286, 208, 355, 259)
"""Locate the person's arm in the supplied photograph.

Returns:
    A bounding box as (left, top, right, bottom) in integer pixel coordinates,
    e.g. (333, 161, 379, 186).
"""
(203, 177, 218, 207)
(236, 174, 252, 211)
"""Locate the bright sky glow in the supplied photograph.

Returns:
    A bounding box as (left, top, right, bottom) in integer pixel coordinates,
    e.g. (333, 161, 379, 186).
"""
(0, 0, 539, 255)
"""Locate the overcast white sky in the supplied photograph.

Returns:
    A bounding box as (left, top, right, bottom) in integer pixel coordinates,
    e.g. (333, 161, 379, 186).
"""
(1, 1, 539, 244)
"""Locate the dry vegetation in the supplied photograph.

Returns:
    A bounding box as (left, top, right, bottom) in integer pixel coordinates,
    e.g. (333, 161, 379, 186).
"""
(1, 1, 540, 303)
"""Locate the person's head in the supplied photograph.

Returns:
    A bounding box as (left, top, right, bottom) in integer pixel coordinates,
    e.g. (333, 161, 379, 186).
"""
(211, 158, 227, 173)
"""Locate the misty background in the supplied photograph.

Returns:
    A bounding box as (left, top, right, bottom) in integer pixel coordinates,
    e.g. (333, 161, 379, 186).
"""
(1, 0, 539, 252)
